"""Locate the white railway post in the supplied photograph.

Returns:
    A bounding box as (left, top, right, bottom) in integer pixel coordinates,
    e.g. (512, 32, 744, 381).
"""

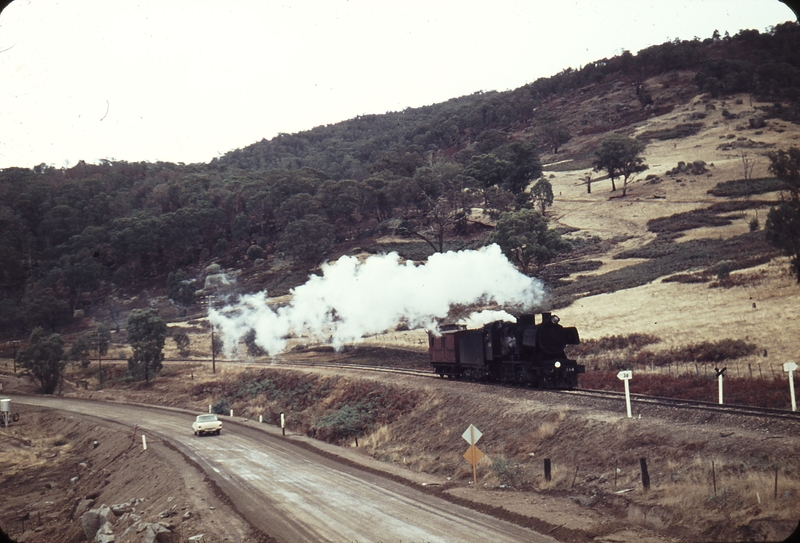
(281, 412, 285, 436)
(142, 434, 147, 450)
(617, 371, 633, 418)
(784, 362, 798, 412)
(715, 367, 727, 404)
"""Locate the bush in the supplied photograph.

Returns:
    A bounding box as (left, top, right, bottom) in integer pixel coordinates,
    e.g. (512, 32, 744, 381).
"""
(211, 398, 231, 415)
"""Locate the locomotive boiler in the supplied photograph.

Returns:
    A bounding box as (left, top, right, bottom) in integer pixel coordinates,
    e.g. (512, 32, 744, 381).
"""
(428, 313, 584, 388)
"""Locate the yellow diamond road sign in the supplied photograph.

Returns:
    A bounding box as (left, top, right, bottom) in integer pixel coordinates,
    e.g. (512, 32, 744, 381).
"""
(463, 445, 483, 467)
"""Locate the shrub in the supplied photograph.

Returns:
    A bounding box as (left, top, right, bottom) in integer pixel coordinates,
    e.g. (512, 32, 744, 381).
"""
(211, 398, 230, 415)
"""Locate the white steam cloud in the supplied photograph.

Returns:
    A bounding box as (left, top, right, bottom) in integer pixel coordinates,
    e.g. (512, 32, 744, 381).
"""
(209, 244, 544, 355)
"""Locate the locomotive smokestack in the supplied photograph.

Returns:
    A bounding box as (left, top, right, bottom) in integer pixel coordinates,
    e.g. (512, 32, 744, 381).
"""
(541, 312, 552, 324)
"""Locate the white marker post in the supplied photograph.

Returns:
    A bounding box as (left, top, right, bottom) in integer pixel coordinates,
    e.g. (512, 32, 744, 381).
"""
(142, 434, 147, 450)
(617, 371, 633, 418)
(784, 362, 798, 412)
(280, 412, 285, 436)
(715, 367, 727, 404)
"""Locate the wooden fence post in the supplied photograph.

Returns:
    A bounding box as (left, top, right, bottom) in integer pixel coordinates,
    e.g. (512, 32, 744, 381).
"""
(544, 459, 551, 483)
(775, 468, 779, 500)
(712, 461, 716, 497)
(640, 458, 650, 492)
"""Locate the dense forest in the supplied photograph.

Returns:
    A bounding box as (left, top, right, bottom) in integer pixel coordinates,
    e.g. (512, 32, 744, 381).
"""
(1, 22, 799, 339)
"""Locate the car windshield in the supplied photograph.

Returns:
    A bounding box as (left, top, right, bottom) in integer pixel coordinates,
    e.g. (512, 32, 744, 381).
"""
(197, 415, 217, 422)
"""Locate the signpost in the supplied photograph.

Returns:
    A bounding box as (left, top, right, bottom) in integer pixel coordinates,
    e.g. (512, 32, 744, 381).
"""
(715, 367, 727, 404)
(784, 362, 798, 412)
(462, 424, 483, 488)
(617, 370, 633, 418)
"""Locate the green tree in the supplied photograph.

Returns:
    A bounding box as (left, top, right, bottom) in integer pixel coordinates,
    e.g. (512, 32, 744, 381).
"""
(465, 153, 510, 189)
(592, 134, 649, 196)
(21, 283, 72, 332)
(499, 140, 542, 195)
(16, 327, 66, 394)
(539, 122, 572, 154)
(765, 147, 800, 282)
(171, 328, 191, 358)
(127, 308, 167, 382)
(410, 163, 477, 253)
(487, 209, 572, 275)
(167, 269, 196, 310)
(278, 215, 334, 265)
(68, 333, 93, 370)
(530, 178, 554, 215)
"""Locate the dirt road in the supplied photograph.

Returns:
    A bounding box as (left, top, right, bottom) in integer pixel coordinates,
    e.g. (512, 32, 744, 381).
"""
(9, 394, 555, 543)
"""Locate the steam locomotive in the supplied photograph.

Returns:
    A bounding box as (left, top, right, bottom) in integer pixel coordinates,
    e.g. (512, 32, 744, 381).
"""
(428, 313, 584, 389)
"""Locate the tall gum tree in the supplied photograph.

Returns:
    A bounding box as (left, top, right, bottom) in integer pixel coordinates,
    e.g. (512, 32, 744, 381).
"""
(592, 134, 649, 196)
(765, 147, 800, 281)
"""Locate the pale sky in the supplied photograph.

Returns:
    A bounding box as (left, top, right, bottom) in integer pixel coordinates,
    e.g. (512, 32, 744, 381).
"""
(0, 0, 795, 169)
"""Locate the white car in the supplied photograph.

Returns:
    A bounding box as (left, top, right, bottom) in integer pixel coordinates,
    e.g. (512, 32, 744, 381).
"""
(192, 414, 222, 436)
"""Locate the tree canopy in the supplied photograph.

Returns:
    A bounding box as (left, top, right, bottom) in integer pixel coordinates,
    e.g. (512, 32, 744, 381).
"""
(592, 134, 649, 196)
(15, 327, 66, 394)
(765, 147, 800, 281)
(127, 308, 167, 382)
(487, 209, 572, 275)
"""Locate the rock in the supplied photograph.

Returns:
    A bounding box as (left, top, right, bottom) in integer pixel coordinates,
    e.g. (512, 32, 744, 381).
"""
(74, 498, 96, 520)
(70, 476, 79, 484)
(158, 509, 173, 518)
(188, 535, 204, 542)
(182, 511, 192, 520)
(81, 505, 113, 540)
(142, 523, 171, 543)
(111, 501, 135, 516)
(95, 521, 115, 543)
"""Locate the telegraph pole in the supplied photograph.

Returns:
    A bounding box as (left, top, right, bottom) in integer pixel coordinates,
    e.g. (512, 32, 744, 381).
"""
(211, 325, 216, 374)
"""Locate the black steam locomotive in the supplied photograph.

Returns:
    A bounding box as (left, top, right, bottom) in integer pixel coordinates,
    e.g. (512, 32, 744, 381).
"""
(428, 313, 584, 389)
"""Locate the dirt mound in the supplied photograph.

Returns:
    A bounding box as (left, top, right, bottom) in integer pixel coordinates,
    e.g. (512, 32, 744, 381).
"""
(0, 403, 261, 543)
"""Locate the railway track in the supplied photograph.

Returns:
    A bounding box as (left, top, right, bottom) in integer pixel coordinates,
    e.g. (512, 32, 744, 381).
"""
(272, 359, 800, 422)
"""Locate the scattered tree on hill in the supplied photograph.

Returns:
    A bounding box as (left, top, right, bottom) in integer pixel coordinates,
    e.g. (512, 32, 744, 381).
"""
(15, 327, 66, 394)
(592, 134, 649, 196)
(172, 328, 191, 358)
(487, 209, 572, 275)
(410, 162, 477, 253)
(530, 178, 554, 215)
(538, 122, 572, 154)
(500, 140, 543, 195)
(127, 308, 167, 383)
(765, 147, 800, 282)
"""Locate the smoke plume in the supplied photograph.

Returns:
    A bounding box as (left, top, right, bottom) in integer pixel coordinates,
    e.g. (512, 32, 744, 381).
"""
(209, 244, 544, 355)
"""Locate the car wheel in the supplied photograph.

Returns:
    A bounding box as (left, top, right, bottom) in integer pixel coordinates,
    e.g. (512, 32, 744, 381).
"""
(216, 429, 221, 435)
